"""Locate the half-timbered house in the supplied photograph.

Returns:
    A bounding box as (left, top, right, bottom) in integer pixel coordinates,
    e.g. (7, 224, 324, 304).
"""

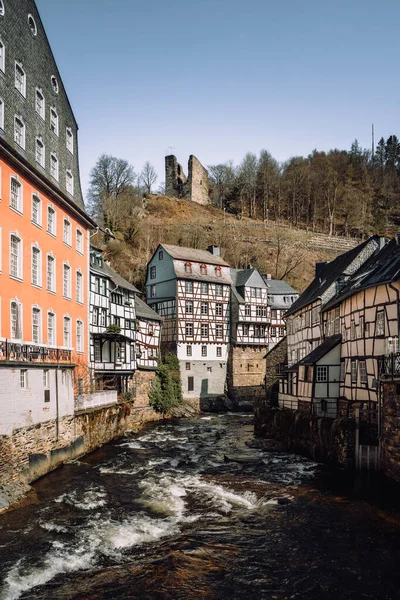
(262, 276, 299, 349)
(89, 247, 138, 395)
(135, 296, 162, 371)
(146, 244, 232, 400)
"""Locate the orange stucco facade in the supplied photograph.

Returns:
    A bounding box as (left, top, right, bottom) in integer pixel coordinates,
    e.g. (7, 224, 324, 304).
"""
(0, 156, 90, 387)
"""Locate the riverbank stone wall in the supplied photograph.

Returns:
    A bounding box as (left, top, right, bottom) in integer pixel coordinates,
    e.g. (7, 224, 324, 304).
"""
(381, 381, 400, 483)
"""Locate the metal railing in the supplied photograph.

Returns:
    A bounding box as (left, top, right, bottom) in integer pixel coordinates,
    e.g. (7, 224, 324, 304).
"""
(0, 341, 72, 363)
(378, 353, 400, 377)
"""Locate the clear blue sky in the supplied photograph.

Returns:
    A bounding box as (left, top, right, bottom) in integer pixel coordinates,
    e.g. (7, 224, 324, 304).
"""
(37, 0, 400, 199)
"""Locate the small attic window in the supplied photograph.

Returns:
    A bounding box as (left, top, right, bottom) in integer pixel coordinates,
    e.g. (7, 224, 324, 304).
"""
(0, 1, 4, 17)
(215, 266, 222, 277)
(51, 75, 59, 94)
(28, 14, 37, 35)
(185, 262, 192, 274)
(200, 264, 207, 275)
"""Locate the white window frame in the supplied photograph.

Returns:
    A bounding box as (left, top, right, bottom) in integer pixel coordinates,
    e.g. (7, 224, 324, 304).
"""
(47, 205, 56, 236)
(50, 153, 59, 181)
(76, 270, 83, 303)
(216, 324, 223, 338)
(35, 87, 45, 119)
(63, 218, 71, 246)
(35, 137, 45, 167)
(0, 97, 3, 130)
(63, 262, 71, 299)
(46, 253, 56, 293)
(28, 14, 37, 36)
(10, 176, 23, 213)
(201, 323, 209, 337)
(43, 369, 49, 389)
(14, 116, 26, 149)
(351, 360, 357, 384)
(63, 316, 71, 348)
(66, 170, 74, 196)
(76, 228, 84, 254)
(20, 370, 28, 390)
(31, 194, 42, 226)
(376, 310, 385, 336)
(0, 39, 5, 73)
(47, 311, 56, 346)
(201, 345, 207, 357)
(359, 360, 367, 385)
(31, 244, 42, 287)
(66, 127, 74, 153)
(76, 319, 84, 353)
(10, 299, 22, 340)
(50, 107, 59, 136)
(185, 322, 193, 337)
(32, 306, 42, 344)
(9, 232, 22, 279)
(15, 62, 26, 97)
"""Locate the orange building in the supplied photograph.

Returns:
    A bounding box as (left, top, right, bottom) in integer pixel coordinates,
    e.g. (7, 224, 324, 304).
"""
(0, 0, 96, 435)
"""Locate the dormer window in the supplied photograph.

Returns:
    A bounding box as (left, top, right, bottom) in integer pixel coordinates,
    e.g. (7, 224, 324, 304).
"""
(215, 266, 222, 277)
(185, 262, 192, 274)
(200, 264, 207, 275)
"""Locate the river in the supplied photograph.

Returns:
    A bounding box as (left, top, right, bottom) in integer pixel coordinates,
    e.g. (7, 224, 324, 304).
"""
(0, 413, 399, 600)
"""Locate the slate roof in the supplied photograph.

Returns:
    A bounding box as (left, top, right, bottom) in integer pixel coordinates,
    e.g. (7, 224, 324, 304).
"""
(287, 335, 342, 372)
(323, 238, 400, 312)
(161, 244, 229, 267)
(285, 236, 381, 317)
(262, 278, 298, 295)
(135, 296, 162, 322)
(106, 265, 140, 294)
(231, 268, 268, 289)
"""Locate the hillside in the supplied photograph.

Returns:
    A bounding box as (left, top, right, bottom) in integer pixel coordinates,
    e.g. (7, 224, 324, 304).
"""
(92, 195, 362, 295)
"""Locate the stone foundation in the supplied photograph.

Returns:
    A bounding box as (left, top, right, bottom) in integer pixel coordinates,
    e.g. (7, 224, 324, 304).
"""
(254, 401, 356, 468)
(381, 381, 400, 483)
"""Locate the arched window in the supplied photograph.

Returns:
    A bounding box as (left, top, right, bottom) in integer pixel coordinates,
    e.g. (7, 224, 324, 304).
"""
(200, 264, 207, 275)
(185, 262, 192, 274)
(28, 14, 37, 36)
(215, 266, 222, 277)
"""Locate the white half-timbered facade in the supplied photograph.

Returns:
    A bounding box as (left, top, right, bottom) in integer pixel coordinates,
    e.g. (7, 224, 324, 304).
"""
(89, 247, 139, 395)
(262, 276, 299, 349)
(146, 244, 232, 399)
(230, 268, 270, 345)
(135, 296, 162, 370)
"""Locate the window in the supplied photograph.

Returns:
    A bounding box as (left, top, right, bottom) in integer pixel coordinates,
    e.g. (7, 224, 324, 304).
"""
(201, 282, 208, 294)
(43, 370, 49, 389)
(201, 323, 209, 337)
(201, 302, 208, 315)
(0, 97, 3, 130)
(11, 301, 22, 339)
(14, 116, 25, 149)
(350, 320, 356, 340)
(376, 310, 385, 336)
(215, 284, 223, 296)
(32, 307, 41, 343)
(10, 177, 22, 212)
(150, 285, 156, 298)
(245, 305, 251, 317)
(216, 347, 222, 357)
(31, 246, 41, 286)
(76, 320, 83, 353)
(254, 288, 261, 298)
(316, 366, 328, 383)
(256, 306, 262, 318)
(66, 170, 74, 196)
(340, 361, 345, 382)
(20, 370, 28, 390)
(94, 339, 101, 362)
(63, 317, 71, 347)
(50, 154, 59, 180)
(100, 308, 107, 327)
(76, 271, 83, 303)
(94, 276, 100, 294)
(359, 315, 365, 338)
(77, 377, 84, 395)
(50, 107, 59, 135)
(28, 14, 37, 35)
(0, 40, 4, 72)
(66, 127, 74, 153)
(201, 346, 207, 357)
(185, 262, 192, 274)
(63, 219, 71, 245)
(243, 324, 249, 336)
(92, 307, 99, 326)
(351, 360, 357, 384)
(185, 300, 193, 314)
(47, 255, 55, 292)
(51, 76, 58, 94)
(207, 366, 212, 372)
(279, 327, 285, 336)
(158, 250, 163, 260)
(15, 63, 26, 96)
(150, 266, 156, 279)
(200, 264, 207, 275)
(47, 312, 55, 345)
(215, 266, 222, 277)
(216, 303, 223, 316)
(216, 324, 223, 338)
(76, 229, 83, 253)
(47, 206, 56, 235)
(185, 322, 193, 337)
(10, 234, 22, 279)
(35, 88, 45, 119)
(271, 309, 277, 319)
(186, 345, 192, 356)
(188, 377, 194, 392)
(359, 360, 367, 384)
(185, 281, 193, 293)
(63, 264, 71, 298)
(186, 362, 191, 370)
(35, 137, 45, 167)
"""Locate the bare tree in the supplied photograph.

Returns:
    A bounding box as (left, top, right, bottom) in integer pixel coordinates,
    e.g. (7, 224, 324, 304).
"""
(140, 162, 158, 195)
(87, 154, 136, 223)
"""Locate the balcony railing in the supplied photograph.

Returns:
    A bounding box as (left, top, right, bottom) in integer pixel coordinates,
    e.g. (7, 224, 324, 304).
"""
(378, 353, 400, 378)
(0, 341, 72, 364)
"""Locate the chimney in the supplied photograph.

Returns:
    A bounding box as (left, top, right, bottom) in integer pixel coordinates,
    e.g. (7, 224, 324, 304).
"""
(379, 236, 386, 249)
(315, 262, 328, 278)
(265, 273, 272, 280)
(207, 245, 220, 256)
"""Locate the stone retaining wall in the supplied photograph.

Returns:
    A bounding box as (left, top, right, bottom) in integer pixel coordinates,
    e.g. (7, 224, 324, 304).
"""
(381, 381, 400, 482)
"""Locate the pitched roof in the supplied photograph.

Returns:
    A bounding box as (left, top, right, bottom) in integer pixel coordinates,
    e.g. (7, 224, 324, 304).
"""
(161, 244, 229, 267)
(105, 264, 140, 293)
(287, 335, 342, 371)
(285, 236, 381, 317)
(231, 268, 268, 289)
(263, 278, 298, 295)
(135, 296, 162, 321)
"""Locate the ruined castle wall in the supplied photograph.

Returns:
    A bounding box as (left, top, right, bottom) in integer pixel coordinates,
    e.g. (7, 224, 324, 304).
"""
(165, 155, 209, 205)
(187, 155, 209, 205)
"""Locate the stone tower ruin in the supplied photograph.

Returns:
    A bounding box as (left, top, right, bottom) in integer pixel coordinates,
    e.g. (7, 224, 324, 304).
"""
(165, 155, 209, 205)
